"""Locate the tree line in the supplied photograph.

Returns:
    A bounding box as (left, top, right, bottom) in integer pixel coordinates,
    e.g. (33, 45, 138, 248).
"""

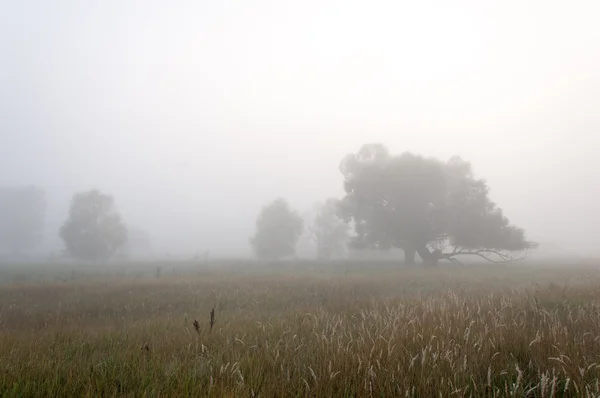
(0, 144, 536, 265)
(250, 144, 536, 265)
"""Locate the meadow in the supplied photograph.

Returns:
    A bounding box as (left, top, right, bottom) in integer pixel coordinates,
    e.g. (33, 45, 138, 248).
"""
(1, 260, 600, 397)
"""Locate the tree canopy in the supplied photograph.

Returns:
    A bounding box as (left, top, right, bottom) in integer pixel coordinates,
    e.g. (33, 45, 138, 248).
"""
(251, 198, 304, 260)
(0, 186, 45, 255)
(60, 190, 128, 262)
(339, 144, 536, 265)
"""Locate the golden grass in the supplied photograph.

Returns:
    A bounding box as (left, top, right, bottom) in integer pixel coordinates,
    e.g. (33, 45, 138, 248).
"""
(1, 262, 600, 397)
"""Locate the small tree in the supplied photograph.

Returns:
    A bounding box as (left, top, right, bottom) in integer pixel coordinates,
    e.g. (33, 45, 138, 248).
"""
(0, 186, 46, 255)
(60, 190, 127, 262)
(251, 198, 303, 260)
(308, 198, 350, 260)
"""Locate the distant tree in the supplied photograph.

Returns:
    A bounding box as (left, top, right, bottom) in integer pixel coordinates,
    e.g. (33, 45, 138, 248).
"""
(307, 198, 350, 260)
(339, 144, 537, 266)
(60, 190, 127, 262)
(0, 186, 46, 255)
(251, 198, 304, 260)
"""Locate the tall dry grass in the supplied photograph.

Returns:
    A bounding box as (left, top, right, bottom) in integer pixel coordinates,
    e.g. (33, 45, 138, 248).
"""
(0, 261, 599, 396)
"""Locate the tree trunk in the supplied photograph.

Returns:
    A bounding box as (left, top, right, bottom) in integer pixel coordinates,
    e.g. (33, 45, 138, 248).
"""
(404, 247, 416, 265)
(416, 245, 438, 266)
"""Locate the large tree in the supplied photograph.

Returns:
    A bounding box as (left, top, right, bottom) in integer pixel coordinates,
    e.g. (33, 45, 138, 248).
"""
(307, 198, 350, 260)
(60, 190, 127, 262)
(0, 186, 46, 255)
(339, 144, 536, 266)
(251, 198, 304, 260)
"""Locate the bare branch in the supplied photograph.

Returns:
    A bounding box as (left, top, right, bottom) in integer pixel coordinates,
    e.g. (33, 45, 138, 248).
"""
(438, 246, 532, 264)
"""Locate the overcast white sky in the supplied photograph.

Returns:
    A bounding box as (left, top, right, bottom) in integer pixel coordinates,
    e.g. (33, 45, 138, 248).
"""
(1, 0, 599, 257)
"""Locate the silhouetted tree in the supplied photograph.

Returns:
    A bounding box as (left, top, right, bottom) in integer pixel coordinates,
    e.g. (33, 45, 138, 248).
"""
(307, 198, 350, 260)
(339, 144, 536, 266)
(60, 190, 127, 262)
(0, 186, 46, 255)
(251, 198, 303, 260)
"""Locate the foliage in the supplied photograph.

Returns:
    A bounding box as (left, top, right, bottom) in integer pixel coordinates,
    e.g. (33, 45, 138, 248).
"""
(339, 144, 537, 265)
(251, 198, 304, 260)
(307, 198, 350, 259)
(0, 186, 45, 254)
(60, 190, 127, 262)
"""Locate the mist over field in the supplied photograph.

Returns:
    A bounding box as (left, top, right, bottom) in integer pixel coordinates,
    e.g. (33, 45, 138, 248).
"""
(2, 3, 600, 395)
(2, 0, 599, 260)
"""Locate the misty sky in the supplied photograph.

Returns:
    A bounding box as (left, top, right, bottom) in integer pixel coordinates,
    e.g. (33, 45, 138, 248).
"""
(1, 0, 599, 257)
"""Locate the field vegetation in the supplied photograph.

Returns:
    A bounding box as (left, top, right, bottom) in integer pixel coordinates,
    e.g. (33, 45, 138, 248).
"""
(1, 261, 600, 397)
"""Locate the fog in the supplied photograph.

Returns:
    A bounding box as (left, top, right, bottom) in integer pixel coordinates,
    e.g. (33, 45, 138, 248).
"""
(1, 0, 599, 258)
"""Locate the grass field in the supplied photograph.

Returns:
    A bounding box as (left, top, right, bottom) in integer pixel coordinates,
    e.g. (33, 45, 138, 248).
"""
(1, 260, 600, 397)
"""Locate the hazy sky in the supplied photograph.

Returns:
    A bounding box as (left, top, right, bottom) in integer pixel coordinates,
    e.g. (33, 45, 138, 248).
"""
(1, 0, 599, 257)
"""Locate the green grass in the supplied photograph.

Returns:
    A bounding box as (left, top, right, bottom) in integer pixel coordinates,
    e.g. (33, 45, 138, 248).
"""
(1, 261, 600, 397)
